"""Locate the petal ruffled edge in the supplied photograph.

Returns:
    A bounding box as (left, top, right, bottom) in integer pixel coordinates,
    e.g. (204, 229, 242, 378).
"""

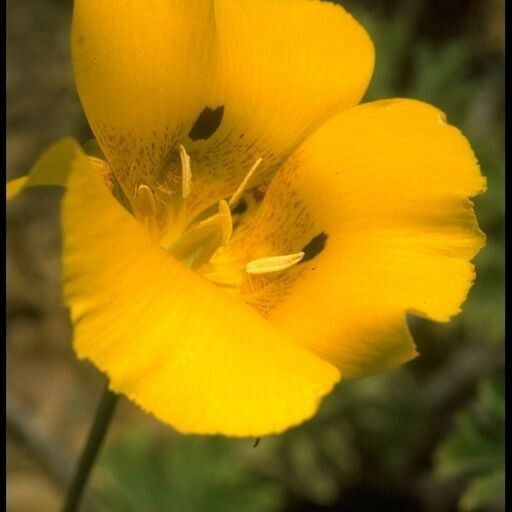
(222, 98, 485, 379)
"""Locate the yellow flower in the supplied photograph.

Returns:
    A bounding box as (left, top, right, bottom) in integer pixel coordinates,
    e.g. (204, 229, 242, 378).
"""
(7, 0, 486, 437)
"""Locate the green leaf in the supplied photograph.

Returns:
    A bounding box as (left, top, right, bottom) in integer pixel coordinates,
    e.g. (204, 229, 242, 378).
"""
(460, 470, 505, 511)
(434, 375, 504, 511)
(96, 431, 283, 512)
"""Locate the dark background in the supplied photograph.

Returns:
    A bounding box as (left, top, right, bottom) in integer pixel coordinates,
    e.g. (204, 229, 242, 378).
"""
(7, 0, 504, 511)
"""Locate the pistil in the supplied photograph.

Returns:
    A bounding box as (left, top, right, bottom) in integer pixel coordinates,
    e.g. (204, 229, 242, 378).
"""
(168, 199, 233, 270)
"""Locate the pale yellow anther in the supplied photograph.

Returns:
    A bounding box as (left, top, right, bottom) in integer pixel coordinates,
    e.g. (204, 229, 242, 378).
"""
(245, 252, 305, 274)
(218, 200, 233, 245)
(134, 184, 156, 218)
(178, 144, 192, 198)
(229, 157, 263, 207)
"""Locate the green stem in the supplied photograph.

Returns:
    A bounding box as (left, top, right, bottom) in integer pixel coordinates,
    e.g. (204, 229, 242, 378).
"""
(61, 384, 119, 512)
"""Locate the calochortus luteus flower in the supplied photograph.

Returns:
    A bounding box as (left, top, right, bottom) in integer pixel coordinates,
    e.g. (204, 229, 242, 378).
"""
(8, 0, 486, 437)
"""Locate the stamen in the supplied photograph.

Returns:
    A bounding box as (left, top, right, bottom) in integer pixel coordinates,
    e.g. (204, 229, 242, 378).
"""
(245, 252, 305, 274)
(178, 143, 192, 198)
(134, 184, 156, 218)
(218, 200, 233, 245)
(229, 157, 263, 207)
(128, 162, 135, 181)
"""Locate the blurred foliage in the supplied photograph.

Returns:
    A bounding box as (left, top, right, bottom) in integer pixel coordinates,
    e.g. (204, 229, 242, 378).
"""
(97, 433, 284, 512)
(434, 376, 504, 511)
(263, 371, 426, 505)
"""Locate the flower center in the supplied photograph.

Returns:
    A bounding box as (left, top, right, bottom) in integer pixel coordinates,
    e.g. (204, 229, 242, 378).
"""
(129, 144, 303, 285)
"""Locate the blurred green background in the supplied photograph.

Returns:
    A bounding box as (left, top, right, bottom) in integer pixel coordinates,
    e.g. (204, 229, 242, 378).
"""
(6, 0, 504, 511)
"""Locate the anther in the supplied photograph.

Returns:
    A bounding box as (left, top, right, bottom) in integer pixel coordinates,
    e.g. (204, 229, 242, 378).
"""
(218, 200, 233, 245)
(134, 184, 156, 218)
(245, 251, 305, 274)
(229, 157, 263, 207)
(178, 144, 192, 198)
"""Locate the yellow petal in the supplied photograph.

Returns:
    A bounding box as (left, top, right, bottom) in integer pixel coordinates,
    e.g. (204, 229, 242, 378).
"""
(62, 155, 340, 437)
(71, 0, 216, 191)
(6, 177, 28, 200)
(231, 99, 486, 379)
(182, 0, 375, 220)
(6, 137, 82, 200)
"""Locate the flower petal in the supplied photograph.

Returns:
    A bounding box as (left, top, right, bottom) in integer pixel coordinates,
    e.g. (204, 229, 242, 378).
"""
(62, 154, 340, 437)
(6, 137, 82, 199)
(71, 0, 216, 190)
(179, 0, 375, 219)
(230, 99, 486, 379)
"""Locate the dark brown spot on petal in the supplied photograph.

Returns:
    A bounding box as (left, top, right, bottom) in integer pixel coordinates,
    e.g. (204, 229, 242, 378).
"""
(251, 185, 267, 202)
(232, 199, 248, 215)
(300, 232, 328, 263)
(188, 106, 224, 141)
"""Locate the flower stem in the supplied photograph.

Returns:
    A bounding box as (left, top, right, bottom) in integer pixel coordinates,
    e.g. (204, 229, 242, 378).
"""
(61, 384, 119, 512)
